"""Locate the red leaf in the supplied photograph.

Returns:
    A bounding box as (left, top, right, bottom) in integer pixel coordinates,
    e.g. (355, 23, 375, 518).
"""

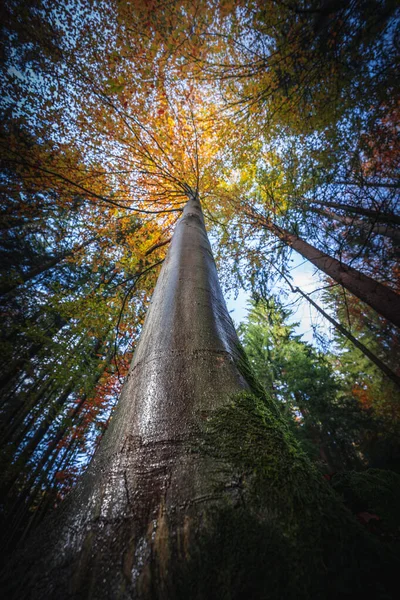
(357, 511, 381, 524)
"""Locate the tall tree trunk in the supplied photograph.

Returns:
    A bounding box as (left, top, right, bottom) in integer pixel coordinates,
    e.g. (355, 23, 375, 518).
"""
(3, 192, 249, 597)
(292, 285, 400, 388)
(1, 378, 54, 448)
(250, 211, 400, 328)
(13, 347, 113, 503)
(310, 200, 400, 226)
(0, 236, 97, 297)
(334, 179, 400, 190)
(312, 207, 400, 244)
(3, 194, 398, 600)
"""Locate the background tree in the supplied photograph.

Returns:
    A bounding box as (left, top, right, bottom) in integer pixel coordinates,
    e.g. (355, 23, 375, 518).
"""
(239, 298, 370, 471)
(323, 286, 400, 470)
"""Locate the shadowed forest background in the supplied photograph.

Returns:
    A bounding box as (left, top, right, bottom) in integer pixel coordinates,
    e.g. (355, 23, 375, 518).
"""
(1, 0, 400, 585)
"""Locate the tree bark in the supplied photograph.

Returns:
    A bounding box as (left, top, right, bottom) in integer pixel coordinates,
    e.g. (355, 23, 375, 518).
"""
(3, 192, 249, 598)
(312, 207, 400, 244)
(310, 199, 400, 226)
(251, 211, 400, 328)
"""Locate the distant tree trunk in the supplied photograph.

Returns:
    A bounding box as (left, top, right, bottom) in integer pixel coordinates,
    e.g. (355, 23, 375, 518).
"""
(250, 211, 400, 328)
(0, 236, 97, 297)
(18, 344, 113, 497)
(2, 193, 398, 600)
(2, 378, 55, 447)
(312, 207, 400, 244)
(334, 179, 400, 190)
(0, 342, 43, 394)
(292, 285, 400, 389)
(0, 353, 114, 555)
(1, 384, 76, 500)
(293, 391, 336, 472)
(310, 199, 400, 226)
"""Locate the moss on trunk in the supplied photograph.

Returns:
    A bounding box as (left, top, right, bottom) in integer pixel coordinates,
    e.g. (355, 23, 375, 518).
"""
(171, 391, 400, 599)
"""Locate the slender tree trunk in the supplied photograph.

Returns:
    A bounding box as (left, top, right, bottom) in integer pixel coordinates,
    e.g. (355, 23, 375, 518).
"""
(310, 200, 400, 226)
(292, 285, 400, 388)
(334, 179, 400, 190)
(251, 211, 400, 328)
(0, 236, 97, 296)
(16, 349, 113, 497)
(312, 207, 400, 244)
(2, 384, 76, 498)
(1, 378, 55, 447)
(21, 434, 80, 542)
(4, 338, 110, 486)
(3, 393, 90, 549)
(0, 341, 44, 394)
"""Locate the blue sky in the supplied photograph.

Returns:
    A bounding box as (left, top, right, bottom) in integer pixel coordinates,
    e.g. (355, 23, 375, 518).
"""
(226, 251, 333, 346)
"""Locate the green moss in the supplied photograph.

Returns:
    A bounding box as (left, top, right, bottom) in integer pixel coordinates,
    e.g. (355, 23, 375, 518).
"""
(176, 392, 399, 599)
(233, 342, 269, 404)
(202, 391, 311, 508)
